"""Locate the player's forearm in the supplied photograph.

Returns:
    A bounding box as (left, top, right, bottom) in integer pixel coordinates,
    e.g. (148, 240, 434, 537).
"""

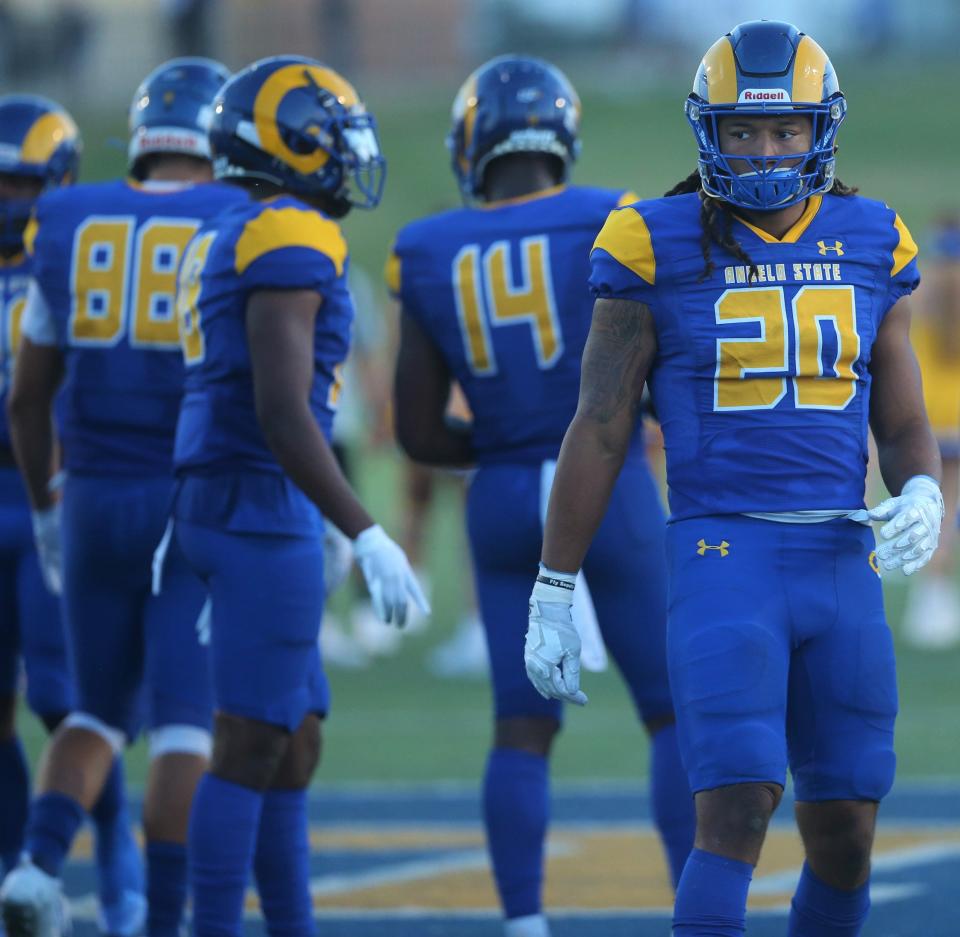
(6, 399, 57, 510)
(875, 418, 942, 495)
(540, 414, 628, 573)
(259, 404, 374, 538)
(396, 414, 474, 467)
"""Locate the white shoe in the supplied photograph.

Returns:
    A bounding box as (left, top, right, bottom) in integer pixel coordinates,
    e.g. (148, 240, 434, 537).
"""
(427, 613, 488, 679)
(320, 613, 371, 669)
(902, 576, 960, 650)
(504, 913, 551, 937)
(0, 858, 72, 936)
(351, 601, 402, 656)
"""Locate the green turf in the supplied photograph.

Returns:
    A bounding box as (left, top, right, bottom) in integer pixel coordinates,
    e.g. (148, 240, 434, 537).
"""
(17, 57, 959, 786)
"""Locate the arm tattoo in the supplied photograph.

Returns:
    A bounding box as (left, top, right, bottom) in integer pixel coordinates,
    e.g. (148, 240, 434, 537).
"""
(579, 299, 655, 423)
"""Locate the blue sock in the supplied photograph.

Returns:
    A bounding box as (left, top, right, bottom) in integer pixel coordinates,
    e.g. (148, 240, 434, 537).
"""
(24, 791, 86, 877)
(90, 758, 143, 907)
(649, 722, 695, 888)
(0, 737, 30, 873)
(483, 747, 549, 920)
(146, 840, 188, 937)
(189, 774, 263, 936)
(253, 789, 315, 936)
(788, 862, 871, 936)
(673, 847, 753, 936)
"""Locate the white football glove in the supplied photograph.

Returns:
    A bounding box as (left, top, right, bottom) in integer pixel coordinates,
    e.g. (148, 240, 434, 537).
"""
(352, 524, 430, 627)
(323, 520, 355, 595)
(525, 565, 588, 706)
(867, 475, 943, 576)
(31, 504, 62, 595)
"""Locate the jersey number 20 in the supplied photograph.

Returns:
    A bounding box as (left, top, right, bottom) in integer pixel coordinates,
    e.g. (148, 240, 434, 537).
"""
(714, 284, 860, 411)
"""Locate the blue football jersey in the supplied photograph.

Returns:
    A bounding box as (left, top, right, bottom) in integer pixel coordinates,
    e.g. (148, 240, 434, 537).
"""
(0, 253, 30, 450)
(173, 194, 352, 477)
(25, 179, 246, 475)
(590, 192, 920, 520)
(388, 185, 639, 465)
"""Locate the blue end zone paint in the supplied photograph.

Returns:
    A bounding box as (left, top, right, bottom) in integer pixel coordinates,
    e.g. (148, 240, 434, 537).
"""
(54, 781, 960, 937)
(305, 779, 960, 825)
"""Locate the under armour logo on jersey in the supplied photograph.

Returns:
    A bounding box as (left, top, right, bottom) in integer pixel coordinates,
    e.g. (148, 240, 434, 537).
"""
(868, 550, 880, 576)
(696, 539, 729, 557)
(817, 239, 844, 256)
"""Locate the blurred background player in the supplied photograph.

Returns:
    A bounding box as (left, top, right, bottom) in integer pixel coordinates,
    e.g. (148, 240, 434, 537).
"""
(0, 93, 148, 937)
(320, 263, 406, 665)
(902, 212, 960, 648)
(170, 55, 426, 934)
(0, 59, 241, 937)
(532, 19, 941, 937)
(391, 55, 693, 937)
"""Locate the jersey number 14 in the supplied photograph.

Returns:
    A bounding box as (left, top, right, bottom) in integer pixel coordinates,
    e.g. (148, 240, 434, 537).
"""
(452, 236, 564, 377)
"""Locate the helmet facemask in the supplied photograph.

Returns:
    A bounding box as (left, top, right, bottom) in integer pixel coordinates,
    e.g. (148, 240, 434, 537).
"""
(686, 95, 845, 211)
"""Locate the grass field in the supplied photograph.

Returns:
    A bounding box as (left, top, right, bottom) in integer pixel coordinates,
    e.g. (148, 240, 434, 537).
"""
(17, 55, 960, 790)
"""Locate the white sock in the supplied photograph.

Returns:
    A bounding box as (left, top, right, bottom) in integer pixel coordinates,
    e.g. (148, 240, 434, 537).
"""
(504, 913, 551, 937)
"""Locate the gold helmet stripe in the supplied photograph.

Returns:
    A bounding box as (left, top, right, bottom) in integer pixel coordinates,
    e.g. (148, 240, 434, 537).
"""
(21, 111, 78, 165)
(791, 35, 829, 104)
(701, 37, 737, 104)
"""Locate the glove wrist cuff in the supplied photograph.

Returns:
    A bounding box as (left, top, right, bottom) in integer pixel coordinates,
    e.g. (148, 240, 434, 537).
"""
(533, 563, 576, 605)
(902, 475, 944, 516)
(352, 523, 385, 557)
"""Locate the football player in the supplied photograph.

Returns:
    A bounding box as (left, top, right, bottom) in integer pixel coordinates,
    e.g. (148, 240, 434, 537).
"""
(529, 20, 941, 937)
(170, 56, 425, 934)
(0, 93, 148, 937)
(901, 213, 960, 647)
(390, 56, 694, 937)
(0, 60, 243, 937)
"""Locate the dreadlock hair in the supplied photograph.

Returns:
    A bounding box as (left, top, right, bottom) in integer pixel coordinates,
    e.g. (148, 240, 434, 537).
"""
(665, 169, 858, 282)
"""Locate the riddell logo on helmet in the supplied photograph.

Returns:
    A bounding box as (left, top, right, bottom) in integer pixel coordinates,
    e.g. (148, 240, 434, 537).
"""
(738, 88, 791, 102)
(138, 132, 200, 151)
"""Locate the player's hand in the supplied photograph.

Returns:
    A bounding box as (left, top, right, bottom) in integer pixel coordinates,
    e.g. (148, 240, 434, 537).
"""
(352, 524, 430, 627)
(323, 520, 355, 595)
(867, 475, 943, 576)
(525, 566, 588, 706)
(31, 505, 63, 595)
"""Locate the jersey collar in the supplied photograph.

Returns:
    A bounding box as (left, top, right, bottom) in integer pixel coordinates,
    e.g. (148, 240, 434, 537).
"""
(480, 183, 567, 210)
(732, 194, 823, 244)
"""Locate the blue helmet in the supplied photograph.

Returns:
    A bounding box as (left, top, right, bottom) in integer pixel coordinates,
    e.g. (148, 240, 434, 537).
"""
(128, 56, 231, 175)
(685, 20, 846, 211)
(0, 94, 81, 251)
(208, 55, 385, 213)
(448, 55, 581, 200)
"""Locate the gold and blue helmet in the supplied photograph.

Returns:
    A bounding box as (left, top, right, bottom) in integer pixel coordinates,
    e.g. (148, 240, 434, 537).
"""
(0, 94, 80, 251)
(685, 20, 846, 211)
(128, 57, 231, 176)
(208, 55, 385, 214)
(448, 55, 581, 200)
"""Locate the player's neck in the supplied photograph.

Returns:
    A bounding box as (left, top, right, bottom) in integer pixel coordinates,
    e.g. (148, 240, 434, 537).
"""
(145, 159, 213, 185)
(733, 199, 808, 240)
(482, 161, 559, 204)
